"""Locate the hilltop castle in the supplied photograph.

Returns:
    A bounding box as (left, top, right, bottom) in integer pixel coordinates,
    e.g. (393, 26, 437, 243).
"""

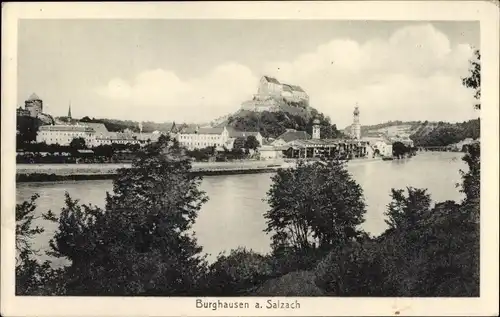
(241, 76, 309, 112)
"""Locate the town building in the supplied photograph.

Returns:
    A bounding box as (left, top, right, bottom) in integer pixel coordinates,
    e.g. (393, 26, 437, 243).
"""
(271, 129, 311, 147)
(282, 120, 371, 159)
(36, 124, 96, 146)
(173, 126, 230, 150)
(259, 144, 287, 160)
(227, 128, 263, 148)
(92, 131, 143, 147)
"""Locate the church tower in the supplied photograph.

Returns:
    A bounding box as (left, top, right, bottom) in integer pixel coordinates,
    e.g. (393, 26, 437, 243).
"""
(352, 104, 361, 140)
(67, 102, 72, 119)
(312, 118, 321, 139)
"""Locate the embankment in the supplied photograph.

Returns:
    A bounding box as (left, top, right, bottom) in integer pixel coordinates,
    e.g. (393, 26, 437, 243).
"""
(16, 160, 288, 182)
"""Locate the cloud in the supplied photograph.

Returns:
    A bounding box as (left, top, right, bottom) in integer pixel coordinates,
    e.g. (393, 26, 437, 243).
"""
(96, 23, 477, 127)
(263, 23, 477, 127)
(96, 63, 257, 122)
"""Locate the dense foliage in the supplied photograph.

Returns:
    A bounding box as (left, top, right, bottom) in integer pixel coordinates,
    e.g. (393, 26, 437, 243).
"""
(462, 49, 481, 110)
(410, 119, 480, 147)
(315, 143, 480, 296)
(78, 116, 202, 133)
(16, 116, 44, 146)
(227, 109, 342, 139)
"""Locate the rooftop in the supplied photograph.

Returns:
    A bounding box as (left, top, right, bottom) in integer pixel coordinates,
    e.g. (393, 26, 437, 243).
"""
(227, 127, 261, 138)
(180, 126, 226, 135)
(27, 93, 41, 101)
(275, 130, 311, 143)
(81, 122, 109, 133)
(263, 76, 281, 85)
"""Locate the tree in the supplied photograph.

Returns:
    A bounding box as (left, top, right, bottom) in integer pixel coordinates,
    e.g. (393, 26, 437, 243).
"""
(244, 135, 260, 150)
(392, 141, 408, 158)
(315, 240, 388, 296)
(462, 49, 481, 110)
(384, 187, 432, 231)
(45, 134, 209, 295)
(16, 194, 62, 295)
(69, 137, 86, 150)
(204, 248, 273, 295)
(264, 160, 366, 254)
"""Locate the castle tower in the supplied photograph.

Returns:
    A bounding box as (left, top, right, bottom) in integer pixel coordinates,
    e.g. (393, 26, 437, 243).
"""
(25, 93, 43, 118)
(312, 118, 321, 139)
(352, 104, 361, 140)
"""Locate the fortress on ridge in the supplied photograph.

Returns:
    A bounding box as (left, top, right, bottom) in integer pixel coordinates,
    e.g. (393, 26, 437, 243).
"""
(240, 76, 310, 112)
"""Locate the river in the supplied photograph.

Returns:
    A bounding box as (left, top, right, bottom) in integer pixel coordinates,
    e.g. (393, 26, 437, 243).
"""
(16, 152, 466, 263)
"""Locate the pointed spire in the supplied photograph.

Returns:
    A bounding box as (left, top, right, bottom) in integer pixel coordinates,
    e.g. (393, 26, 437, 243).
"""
(170, 121, 178, 134)
(68, 101, 72, 118)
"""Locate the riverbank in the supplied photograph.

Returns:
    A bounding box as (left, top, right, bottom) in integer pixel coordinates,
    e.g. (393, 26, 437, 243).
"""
(16, 160, 290, 182)
(16, 157, 390, 182)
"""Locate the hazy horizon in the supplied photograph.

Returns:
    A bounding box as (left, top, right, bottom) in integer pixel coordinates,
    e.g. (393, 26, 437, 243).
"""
(18, 20, 480, 128)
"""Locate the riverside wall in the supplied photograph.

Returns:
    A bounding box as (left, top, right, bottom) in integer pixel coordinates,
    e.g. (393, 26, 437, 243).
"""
(16, 157, 387, 182)
(15, 160, 290, 182)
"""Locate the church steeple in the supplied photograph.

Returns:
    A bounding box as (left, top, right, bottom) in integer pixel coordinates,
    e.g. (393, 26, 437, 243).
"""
(67, 102, 72, 119)
(351, 102, 361, 140)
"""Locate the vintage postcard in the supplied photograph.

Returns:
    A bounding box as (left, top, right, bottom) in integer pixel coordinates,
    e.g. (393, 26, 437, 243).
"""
(1, 1, 499, 316)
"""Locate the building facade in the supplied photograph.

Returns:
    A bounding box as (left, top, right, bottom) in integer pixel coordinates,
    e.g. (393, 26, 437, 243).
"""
(173, 126, 230, 150)
(256, 76, 309, 103)
(36, 124, 96, 146)
(241, 76, 310, 112)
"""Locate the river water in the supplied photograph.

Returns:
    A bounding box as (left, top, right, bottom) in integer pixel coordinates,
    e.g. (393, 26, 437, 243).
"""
(16, 152, 466, 263)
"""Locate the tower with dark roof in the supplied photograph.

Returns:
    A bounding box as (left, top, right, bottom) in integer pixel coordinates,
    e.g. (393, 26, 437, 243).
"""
(24, 93, 43, 118)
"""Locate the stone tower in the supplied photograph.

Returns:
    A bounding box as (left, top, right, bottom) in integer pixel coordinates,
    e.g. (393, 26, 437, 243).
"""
(352, 104, 361, 140)
(312, 118, 321, 139)
(25, 93, 43, 118)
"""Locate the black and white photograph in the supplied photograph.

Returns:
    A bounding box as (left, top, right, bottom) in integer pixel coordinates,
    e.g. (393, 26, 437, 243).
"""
(2, 2, 498, 316)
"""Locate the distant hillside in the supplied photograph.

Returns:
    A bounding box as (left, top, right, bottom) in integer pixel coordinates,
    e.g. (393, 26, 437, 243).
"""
(76, 117, 201, 133)
(344, 121, 422, 138)
(410, 119, 480, 146)
(345, 119, 480, 146)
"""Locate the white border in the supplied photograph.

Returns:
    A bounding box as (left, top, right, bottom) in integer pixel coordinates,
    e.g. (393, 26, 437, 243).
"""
(2, 2, 499, 316)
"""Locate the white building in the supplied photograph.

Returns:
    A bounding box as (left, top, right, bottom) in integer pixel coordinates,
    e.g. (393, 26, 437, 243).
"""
(92, 132, 143, 147)
(36, 124, 96, 146)
(259, 145, 286, 160)
(174, 126, 230, 150)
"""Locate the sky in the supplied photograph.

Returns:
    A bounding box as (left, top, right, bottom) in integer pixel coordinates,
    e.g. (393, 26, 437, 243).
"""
(17, 20, 480, 128)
